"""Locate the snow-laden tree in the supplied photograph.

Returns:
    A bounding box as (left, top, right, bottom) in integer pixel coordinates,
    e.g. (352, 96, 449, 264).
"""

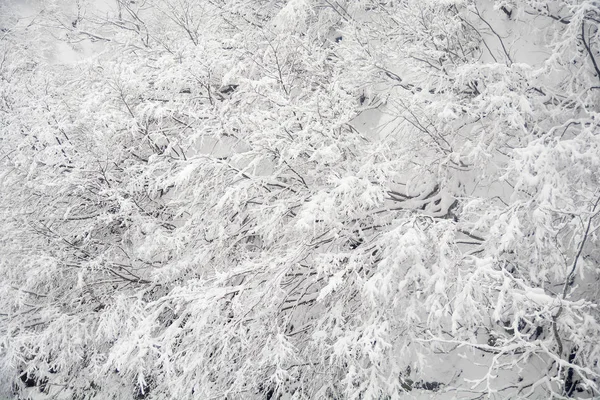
(1, 0, 599, 398)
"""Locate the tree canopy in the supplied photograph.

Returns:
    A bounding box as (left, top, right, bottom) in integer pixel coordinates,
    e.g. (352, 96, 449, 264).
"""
(1, 0, 599, 399)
